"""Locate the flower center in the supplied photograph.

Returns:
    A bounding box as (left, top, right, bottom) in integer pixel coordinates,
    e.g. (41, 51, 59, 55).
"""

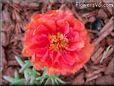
(48, 33, 68, 51)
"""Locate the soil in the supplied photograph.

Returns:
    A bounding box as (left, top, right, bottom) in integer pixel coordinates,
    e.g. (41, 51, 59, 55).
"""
(1, 0, 114, 85)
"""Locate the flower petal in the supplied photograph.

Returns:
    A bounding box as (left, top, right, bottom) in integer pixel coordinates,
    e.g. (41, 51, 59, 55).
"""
(65, 41, 85, 51)
(22, 10, 94, 75)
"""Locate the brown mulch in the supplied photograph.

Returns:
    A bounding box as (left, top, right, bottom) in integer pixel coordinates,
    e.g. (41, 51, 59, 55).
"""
(1, 0, 114, 85)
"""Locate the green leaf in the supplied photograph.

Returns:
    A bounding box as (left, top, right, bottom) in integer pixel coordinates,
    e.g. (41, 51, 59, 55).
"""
(43, 75, 48, 79)
(49, 75, 60, 85)
(29, 76, 35, 85)
(14, 70, 20, 79)
(3, 76, 26, 85)
(36, 76, 43, 81)
(5, 58, 65, 85)
(39, 76, 48, 84)
(50, 77, 55, 85)
(32, 68, 40, 76)
(23, 67, 40, 84)
(11, 79, 25, 85)
(54, 77, 59, 85)
(40, 78, 45, 84)
(24, 69, 30, 81)
(42, 67, 47, 76)
(19, 61, 31, 73)
(56, 77, 65, 84)
(15, 56, 25, 67)
(3, 76, 16, 83)
(45, 77, 51, 85)
(25, 60, 31, 65)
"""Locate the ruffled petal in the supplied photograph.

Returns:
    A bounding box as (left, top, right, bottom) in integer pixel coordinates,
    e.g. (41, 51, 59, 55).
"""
(65, 41, 84, 51)
(22, 9, 94, 75)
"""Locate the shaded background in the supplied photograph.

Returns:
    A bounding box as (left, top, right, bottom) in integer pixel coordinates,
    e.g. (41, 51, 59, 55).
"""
(0, 0, 114, 85)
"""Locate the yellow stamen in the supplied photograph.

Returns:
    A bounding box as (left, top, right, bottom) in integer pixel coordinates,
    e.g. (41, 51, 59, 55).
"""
(48, 33, 68, 51)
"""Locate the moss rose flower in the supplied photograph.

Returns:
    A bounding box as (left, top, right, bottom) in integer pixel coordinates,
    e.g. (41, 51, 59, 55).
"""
(22, 10, 94, 75)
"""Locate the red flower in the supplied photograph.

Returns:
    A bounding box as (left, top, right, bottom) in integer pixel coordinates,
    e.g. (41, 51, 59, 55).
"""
(22, 10, 94, 75)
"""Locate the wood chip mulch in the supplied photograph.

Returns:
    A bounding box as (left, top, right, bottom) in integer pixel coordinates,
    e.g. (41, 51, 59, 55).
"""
(0, 0, 114, 85)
